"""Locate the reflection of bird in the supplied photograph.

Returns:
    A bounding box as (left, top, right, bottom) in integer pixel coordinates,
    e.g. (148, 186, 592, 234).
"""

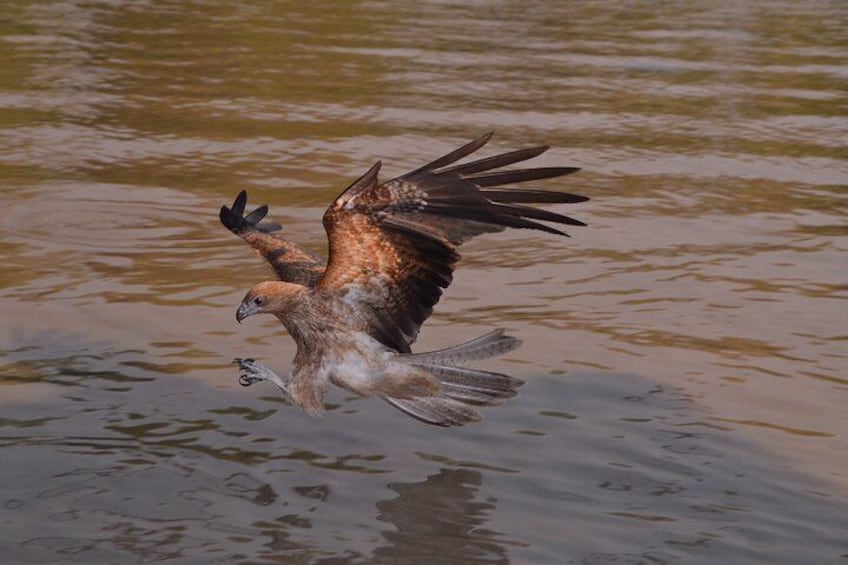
(374, 469, 507, 563)
(220, 133, 587, 426)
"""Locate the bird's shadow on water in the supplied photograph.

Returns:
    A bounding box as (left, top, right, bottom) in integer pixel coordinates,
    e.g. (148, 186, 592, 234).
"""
(1, 331, 847, 564)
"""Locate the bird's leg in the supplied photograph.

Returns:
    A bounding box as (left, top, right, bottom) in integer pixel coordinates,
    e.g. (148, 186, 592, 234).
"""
(232, 358, 294, 403)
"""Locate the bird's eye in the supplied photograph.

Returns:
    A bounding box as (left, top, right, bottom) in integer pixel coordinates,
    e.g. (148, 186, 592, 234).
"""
(253, 297, 264, 306)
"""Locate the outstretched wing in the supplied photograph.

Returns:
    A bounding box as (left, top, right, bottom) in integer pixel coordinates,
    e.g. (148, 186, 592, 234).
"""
(318, 132, 588, 353)
(220, 190, 325, 287)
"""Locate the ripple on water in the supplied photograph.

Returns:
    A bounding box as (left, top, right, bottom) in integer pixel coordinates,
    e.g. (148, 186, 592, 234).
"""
(4, 182, 202, 252)
(1, 0, 847, 563)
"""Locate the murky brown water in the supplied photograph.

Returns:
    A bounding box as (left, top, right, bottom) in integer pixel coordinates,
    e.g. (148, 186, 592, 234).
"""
(2, 1, 847, 563)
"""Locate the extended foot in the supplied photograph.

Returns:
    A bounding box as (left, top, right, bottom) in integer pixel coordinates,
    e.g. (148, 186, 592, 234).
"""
(232, 358, 293, 402)
(233, 358, 269, 386)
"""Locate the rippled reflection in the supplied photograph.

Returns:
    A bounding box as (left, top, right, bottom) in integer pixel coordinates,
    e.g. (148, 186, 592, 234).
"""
(373, 469, 507, 563)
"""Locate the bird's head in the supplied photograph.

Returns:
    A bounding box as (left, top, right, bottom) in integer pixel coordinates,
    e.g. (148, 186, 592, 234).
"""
(236, 281, 304, 323)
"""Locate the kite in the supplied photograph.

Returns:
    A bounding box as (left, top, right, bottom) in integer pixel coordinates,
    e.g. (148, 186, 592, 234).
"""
(220, 133, 587, 426)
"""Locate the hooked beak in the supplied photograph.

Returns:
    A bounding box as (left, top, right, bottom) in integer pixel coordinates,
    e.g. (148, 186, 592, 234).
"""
(236, 301, 256, 324)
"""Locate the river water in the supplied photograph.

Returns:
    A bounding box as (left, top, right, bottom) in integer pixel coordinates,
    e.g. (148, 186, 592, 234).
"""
(1, 1, 846, 563)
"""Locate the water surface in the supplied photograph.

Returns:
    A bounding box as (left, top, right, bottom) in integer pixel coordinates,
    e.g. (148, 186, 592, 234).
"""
(1, 1, 847, 563)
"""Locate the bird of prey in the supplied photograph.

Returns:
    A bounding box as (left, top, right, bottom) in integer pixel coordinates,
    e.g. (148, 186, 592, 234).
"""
(220, 132, 587, 426)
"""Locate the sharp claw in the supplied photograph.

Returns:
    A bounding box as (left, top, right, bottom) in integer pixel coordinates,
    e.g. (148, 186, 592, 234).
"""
(233, 358, 265, 387)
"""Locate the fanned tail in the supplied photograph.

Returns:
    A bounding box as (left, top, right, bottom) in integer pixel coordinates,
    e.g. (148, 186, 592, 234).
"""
(382, 329, 525, 427)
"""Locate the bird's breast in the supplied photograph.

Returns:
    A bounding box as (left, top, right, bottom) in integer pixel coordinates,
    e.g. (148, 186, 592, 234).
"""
(321, 332, 390, 397)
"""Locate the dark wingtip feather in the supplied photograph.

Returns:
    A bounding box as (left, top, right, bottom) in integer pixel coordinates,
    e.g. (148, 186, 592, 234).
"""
(495, 202, 587, 227)
(482, 189, 589, 204)
(244, 204, 269, 225)
(232, 190, 247, 217)
(422, 201, 573, 237)
(219, 205, 234, 230)
(406, 132, 495, 176)
(469, 167, 581, 187)
(220, 191, 281, 234)
(437, 145, 550, 176)
(503, 215, 571, 237)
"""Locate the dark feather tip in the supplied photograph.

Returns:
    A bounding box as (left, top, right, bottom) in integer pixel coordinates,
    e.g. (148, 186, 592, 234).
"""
(244, 204, 269, 225)
(255, 221, 282, 233)
(220, 191, 281, 234)
(219, 205, 238, 232)
(232, 190, 248, 217)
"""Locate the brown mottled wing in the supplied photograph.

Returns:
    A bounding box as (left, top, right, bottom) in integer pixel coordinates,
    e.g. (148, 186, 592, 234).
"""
(318, 133, 589, 353)
(220, 190, 325, 287)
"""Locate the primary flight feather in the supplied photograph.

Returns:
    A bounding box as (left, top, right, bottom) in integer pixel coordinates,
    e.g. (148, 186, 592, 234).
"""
(220, 132, 587, 426)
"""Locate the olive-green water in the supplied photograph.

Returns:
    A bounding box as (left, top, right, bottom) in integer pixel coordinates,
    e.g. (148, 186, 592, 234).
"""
(1, 2, 846, 563)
